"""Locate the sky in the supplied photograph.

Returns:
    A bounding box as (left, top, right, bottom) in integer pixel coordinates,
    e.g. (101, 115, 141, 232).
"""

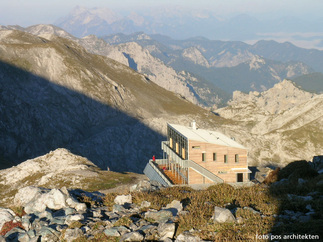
(0, 0, 322, 27)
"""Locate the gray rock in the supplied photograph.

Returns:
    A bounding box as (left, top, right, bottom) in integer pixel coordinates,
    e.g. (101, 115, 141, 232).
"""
(243, 207, 260, 215)
(104, 227, 120, 237)
(17, 187, 86, 214)
(140, 201, 151, 208)
(175, 231, 202, 242)
(17, 232, 31, 242)
(299, 215, 311, 223)
(212, 206, 236, 223)
(14, 186, 49, 207)
(113, 204, 128, 213)
(92, 208, 103, 218)
(21, 215, 32, 231)
(0, 208, 15, 232)
(63, 228, 84, 242)
(4, 227, 25, 241)
(65, 214, 84, 225)
(145, 209, 174, 223)
(130, 180, 164, 192)
(115, 226, 131, 236)
(165, 200, 183, 216)
(39, 226, 61, 241)
(272, 178, 289, 186)
(298, 178, 307, 186)
(64, 207, 77, 216)
(120, 231, 144, 242)
(114, 194, 132, 206)
(287, 194, 313, 201)
(158, 222, 175, 240)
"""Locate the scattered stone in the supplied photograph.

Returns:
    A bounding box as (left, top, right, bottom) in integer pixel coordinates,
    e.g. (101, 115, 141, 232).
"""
(114, 194, 132, 206)
(243, 207, 261, 215)
(15, 186, 86, 214)
(165, 200, 183, 216)
(175, 231, 202, 242)
(287, 194, 313, 201)
(120, 231, 144, 241)
(145, 209, 174, 223)
(0, 208, 15, 231)
(130, 180, 164, 193)
(104, 227, 120, 237)
(158, 222, 175, 240)
(65, 214, 84, 225)
(63, 228, 84, 242)
(212, 206, 236, 223)
(140, 201, 151, 208)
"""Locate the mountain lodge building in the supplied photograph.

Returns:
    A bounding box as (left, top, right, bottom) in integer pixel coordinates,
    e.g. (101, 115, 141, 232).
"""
(144, 122, 251, 186)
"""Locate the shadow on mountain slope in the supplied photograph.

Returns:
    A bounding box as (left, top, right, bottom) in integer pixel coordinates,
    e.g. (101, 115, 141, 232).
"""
(0, 60, 165, 173)
(267, 160, 323, 241)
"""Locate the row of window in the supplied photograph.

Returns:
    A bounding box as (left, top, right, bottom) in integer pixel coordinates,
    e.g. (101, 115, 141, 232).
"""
(202, 152, 239, 163)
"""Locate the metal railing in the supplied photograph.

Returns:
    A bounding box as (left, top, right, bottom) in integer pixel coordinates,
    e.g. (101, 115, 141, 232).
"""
(143, 160, 173, 187)
(160, 141, 224, 184)
(187, 160, 223, 183)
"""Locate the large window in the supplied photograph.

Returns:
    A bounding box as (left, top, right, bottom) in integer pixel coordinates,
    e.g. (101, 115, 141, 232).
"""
(237, 173, 243, 182)
(213, 152, 217, 161)
(202, 152, 206, 162)
(224, 155, 228, 163)
(235, 154, 239, 163)
(167, 125, 188, 159)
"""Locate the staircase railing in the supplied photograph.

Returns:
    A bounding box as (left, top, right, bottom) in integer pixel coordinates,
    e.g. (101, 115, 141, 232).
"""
(161, 141, 223, 184)
(143, 160, 173, 187)
(187, 160, 223, 184)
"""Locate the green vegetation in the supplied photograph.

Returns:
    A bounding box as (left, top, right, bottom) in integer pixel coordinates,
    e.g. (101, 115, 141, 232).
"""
(103, 185, 279, 241)
(100, 162, 322, 241)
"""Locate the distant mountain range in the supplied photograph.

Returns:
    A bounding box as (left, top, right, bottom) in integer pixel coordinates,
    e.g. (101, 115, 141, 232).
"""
(2, 24, 322, 108)
(0, 26, 322, 172)
(55, 6, 323, 50)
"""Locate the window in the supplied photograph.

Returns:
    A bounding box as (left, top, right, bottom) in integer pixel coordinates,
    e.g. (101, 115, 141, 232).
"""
(182, 148, 186, 159)
(202, 153, 206, 162)
(224, 155, 228, 163)
(213, 152, 217, 161)
(235, 154, 239, 163)
(176, 143, 179, 153)
(170, 138, 173, 148)
(192, 146, 200, 149)
(237, 173, 243, 182)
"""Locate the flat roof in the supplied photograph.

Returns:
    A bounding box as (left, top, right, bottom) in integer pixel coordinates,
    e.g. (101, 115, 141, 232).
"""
(168, 123, 247, 149)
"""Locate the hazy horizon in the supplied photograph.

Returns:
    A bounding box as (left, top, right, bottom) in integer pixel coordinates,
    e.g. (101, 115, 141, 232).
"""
(1, 1, 323, 49)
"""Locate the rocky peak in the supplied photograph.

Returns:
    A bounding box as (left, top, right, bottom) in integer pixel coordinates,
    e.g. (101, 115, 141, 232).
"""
(182, 47, 210, 67)
(230, 79, 315, 115)
(26, 24, 74, 40)
(249, 55, 266, 70)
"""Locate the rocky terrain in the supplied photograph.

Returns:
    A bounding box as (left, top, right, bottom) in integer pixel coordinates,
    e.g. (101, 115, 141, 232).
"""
(0, 148, 145, 207)
(0, 27, 322, 171)
(0, 27, 220, 172)
(0, 155, 322, 241)
(216, 79, 323, 166)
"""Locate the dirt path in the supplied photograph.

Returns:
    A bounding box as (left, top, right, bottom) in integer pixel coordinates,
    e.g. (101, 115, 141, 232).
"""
(99, 173, 148, 194)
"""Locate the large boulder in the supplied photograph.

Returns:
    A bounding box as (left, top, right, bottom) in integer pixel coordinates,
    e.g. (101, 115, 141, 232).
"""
(14, 186, 86, 214)
(114, 194, 132, 205)
(212, 206, 236, 223)
(0, 208, 15, 231)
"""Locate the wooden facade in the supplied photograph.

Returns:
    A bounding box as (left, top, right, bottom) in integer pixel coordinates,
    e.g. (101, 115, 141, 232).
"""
(161, 123, 250, 185)
(188, 140, 249, 183)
